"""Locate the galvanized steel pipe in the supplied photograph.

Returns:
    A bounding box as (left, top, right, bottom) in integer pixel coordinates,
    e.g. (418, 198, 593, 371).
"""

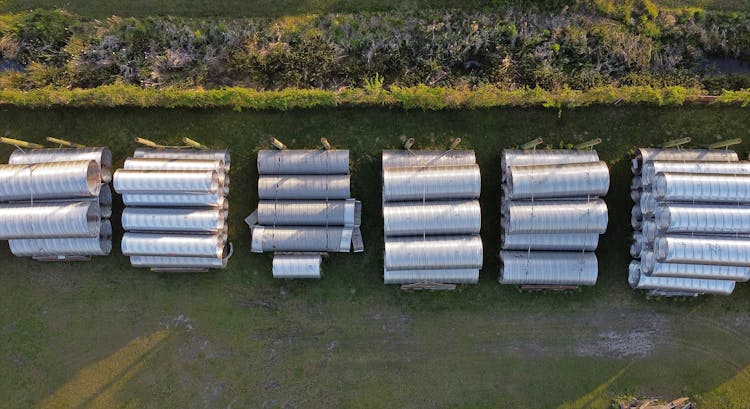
(122, 207, 225, 233)
(652, 173, 750, 203)
(384, 235, 483, 270)
(257, 175, 351, 200)
(9, 220, 112, 257)
(382, 150, 477, 169)
(505, 161, 610, 200)
(635, 148, 738, 165)
(0, 201, 100, 239)
(133, 148, 231, 171)
(272, 254, 323, 279)
(655, 203, 750, 234)
(257, 199, 357, 226)
(382, 165, 481, 201)
(655, 235, 750, 266)
(628, 260, 735, 295)
(642, 161, 750, 186)
(383, 200, 481, 236)
(122, 192, 226, 208)
(124, 158, 226, 182)
(114, 170, 219, 194)
(251, 226, 352, 252)
(258, 150, 349, 175)
(501, 149, 599, 178)
(0, 160, 101, 201)
(130, 255, 228, 269)
(499, 251, 598, 286)
(501, 232, 599, 251)
(383, 268, 479, 284)
(121, 232, 225, 258)
(502, 199, 608, 234)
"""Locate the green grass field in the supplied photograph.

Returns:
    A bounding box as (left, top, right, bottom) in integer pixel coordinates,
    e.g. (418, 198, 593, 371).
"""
(0, 106, 749, 408)
(1, 0, 748, 17)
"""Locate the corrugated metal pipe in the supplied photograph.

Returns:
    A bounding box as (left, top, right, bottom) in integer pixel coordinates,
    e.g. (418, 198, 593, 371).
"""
(383, 268, 479, 284)
(502, 199, 608, 234)
(384, 235, 483, 271)
(0, 201, 101, 239)
(382, 164, 481, 201)
(256, 199, 357, 226)
(499, 251, 598, 286)
(382, 150, 477, 169)
(500, 149, 599, 178)
(133, 148, 230, 171)
(251, 226, 352, 253)
(257, 175, 351, 200)
(628, 260, 735, 295)
(114, 170, 219, 194)
(383, 200, 481, 236)
(258, 150, 349, 175)
(0, 160, 101, 201)
(504, 161, 610, 200)
(652, 172, 750, 203)
(272, 254, 323, 279)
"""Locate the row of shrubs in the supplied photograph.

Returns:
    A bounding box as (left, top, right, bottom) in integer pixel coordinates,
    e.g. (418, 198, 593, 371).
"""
(0, 2, 749, 94)
(1, 84, 747, 110)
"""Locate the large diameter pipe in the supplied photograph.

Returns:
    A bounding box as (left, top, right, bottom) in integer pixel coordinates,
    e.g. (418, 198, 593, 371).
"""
(628, 260, 735, 295)
(656, 203, 750, 234)
(257, 175, 350, 200)
(383, 268, 479, 284)
(121, 233, 225, 258)
(122, 207, 225, 233)
(635, 148, 738, 165)
(502, 199, 608, 234)
(9, 220, 112, 257)
(505, 161, 610, 200)
(133, 148, 230, 171)
(0, 160, 101, 201)
(124, 158, 226, 183)
(382, 150, 477, 169)
(272, 254, 323, 279)
(501, 149, 599, 179)
(501, 232, 599, 251)
(642, 161, 750, 186)
(655, 235, 750, 266)
(9, 147, 112, 169)
(122, 193, 226, 208)
(114, 170, 219, 194)
(383, 165, 480, 201)
(130, 255, 228, 269)
(258, 150, 349, 175)
(640, 250, 750, 281)
(256, 200, 356, 226)
(250, 226, 352, 253)
(499, 251, 598, 286)
(384, 235, 483, 270)
(652, 173, 750, 203)
(383, 200, 481, 236)
(0, 202, 100, 239)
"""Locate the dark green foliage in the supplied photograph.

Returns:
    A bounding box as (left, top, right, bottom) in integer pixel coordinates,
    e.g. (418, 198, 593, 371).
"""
(0, 6, 750, 92)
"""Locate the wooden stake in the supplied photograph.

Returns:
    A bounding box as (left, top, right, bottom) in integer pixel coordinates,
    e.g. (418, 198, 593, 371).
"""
(269, 137, 287, 150)
(182, 137, 209, 149)
(46, 137, 86, 148)
(321, 137, 333, 150)
(0, 137, 44, 149)
(520, 137, 543, 150)
(134, 137, 162, 148)
(662, 137, 691, 148)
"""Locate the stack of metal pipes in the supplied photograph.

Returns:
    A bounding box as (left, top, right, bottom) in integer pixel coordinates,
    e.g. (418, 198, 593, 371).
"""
(499, 149, 610, 286)
(0, 147, 113, 260)
(382, 150, 483, 284)
(114, 148, 231, 271)
(628, 147, 750, 296)
(247, 149, 363, 279)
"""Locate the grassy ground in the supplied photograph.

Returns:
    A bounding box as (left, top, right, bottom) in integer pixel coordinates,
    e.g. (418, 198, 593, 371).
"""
(0, 106, 749, 408)
(1, 0, 748, 17)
